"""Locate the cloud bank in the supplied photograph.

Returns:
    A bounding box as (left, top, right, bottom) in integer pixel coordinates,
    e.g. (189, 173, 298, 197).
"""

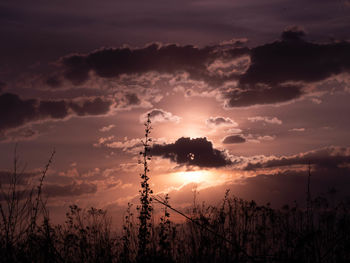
(48, 28, 350, 109)
(0, 93, 114, 133)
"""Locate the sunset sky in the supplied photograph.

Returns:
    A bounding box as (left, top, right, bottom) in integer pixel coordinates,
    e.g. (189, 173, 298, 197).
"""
(1, 0, 350, 224)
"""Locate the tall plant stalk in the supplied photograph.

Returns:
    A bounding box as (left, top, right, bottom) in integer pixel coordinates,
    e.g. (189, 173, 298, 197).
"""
(137, 113, 153, 261)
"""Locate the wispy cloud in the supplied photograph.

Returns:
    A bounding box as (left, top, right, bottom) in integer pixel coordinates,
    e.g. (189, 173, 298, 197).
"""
(248, 116, 282, 125)
(99, 124, 116, 132)
(140, 109, 181, 124)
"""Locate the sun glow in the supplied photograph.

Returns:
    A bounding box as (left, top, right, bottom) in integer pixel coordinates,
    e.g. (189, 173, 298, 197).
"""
(175, 170, 214, 184)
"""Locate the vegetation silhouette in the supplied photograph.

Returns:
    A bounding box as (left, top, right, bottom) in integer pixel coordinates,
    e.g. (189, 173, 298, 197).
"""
(0, 120, 349, 262)
(137, 113, 153, 262)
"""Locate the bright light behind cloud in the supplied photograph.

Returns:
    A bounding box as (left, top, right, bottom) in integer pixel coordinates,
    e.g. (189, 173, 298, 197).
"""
(177, 170, 210, 184)
(170, 170, 232, 189)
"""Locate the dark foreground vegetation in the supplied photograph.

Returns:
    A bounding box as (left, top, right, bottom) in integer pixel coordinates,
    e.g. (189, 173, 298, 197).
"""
(1, 175, 350, 263)
(1, 118, 349, 262)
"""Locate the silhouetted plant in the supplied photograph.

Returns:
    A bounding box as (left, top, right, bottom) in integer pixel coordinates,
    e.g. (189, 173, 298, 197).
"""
(58, 204, 114, 263)
(120, 203, 136, 263)
(0, 146, 55, 262)
(137, 113, 153, 262)
(158, 194, 172, 259)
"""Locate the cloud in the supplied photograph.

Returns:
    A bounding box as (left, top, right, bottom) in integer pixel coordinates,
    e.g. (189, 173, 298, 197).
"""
(0, 93, 114, 133)
(43, 182, 97, 197)
(140, 109, 181, 124)
(206, 116, 238, 127)
(257, 135, 276, 141)
(224, 133, 274, 144)
(152, 146, 350, 208)
(289, 128, 305, 132)
(0, 171, 98, 199)
(61, 44, 209, 85)
(69, 97, 112, 116)
(248, 116, 282, 125)
(207, 55, 250, 76)
(0, 93, 38, 132)
(233, 146, 350, 205)
(54, 43, 250, 87)
(222, 135, 246, 144)
(94, 136, 115, 147)
(226, 128, 242, 134)
(243, 146, 350, 171)
(225, 28, 350, 107)
(94, 136, 143, 154)
(113, 92, 153, 111)
(281, 26, 306, 42)
(0, 170, 39, 185)
(0, 127, 40, 143)
(215, 146, 350, 206)
(151, 137, 232, 168)
(240, 31, 350, 86)
(32, 29, 350, 110)
(99, 124, 116, 132)
(240, 134, 276, 144)
(105, 138, 142, 153)
(45, 75, 62, 88)
(224, 84, 303, 108)
(124, 93, 141, 106)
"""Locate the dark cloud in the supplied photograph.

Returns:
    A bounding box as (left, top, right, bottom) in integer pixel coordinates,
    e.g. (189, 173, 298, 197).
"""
(69, 97, 112, 116)
(151, 137, 232, 168)
(58, 43, 248, 86)
(0, 170, 39, 185)
(0, 93, 37, 132)
(240, 35, 350, 86)
(62, 54, 90, 85)
(124, 93, 141, 106)
(56, 31, 350, 108)
(1, 0, 349, 90)
(0, 93, 113, 132)
(225, 84, 303, 107)
(225, 29, 350, 107)
(43, 182, 97, 197)
(222, 135, 246, 144)
(45, 75, 62, 88)
(39, 100, 68, 119)
(281, 26, 306, 42)
(244, 146, 350, 171)
(0, 181, 97, 200)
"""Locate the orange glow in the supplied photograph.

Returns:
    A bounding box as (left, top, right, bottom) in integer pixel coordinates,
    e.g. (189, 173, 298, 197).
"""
(176, 170, 212, 184)
(168, 170, 233, 189)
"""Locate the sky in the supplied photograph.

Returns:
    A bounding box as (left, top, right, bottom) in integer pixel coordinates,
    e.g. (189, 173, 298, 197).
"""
(1, 0, 350, 225)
